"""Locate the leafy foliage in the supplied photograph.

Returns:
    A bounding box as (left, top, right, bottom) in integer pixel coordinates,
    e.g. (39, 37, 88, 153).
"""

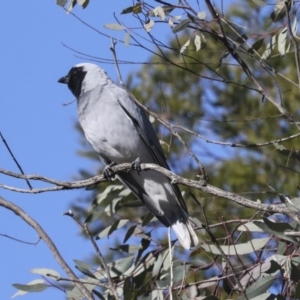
(9, 0, 300, 299)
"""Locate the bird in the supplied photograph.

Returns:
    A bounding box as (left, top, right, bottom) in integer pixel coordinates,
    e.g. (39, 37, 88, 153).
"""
(58, 63, 198, 249)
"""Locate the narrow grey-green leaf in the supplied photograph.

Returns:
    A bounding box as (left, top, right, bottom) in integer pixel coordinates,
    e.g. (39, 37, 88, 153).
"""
(200, 238, 269, 255)
(108, 219, 129, 236)
(74, 259, 93, 270)
(278, 27, 287, 56)
(30, 268, 60, 279)
(12, 280, 49, 293)
(180, 38, 190, 54)
(92, 289, 105, 300)
(292, 17, 298, 36)
(295, 281, 300, 298)
(104, 23, 126, 31)
(75, 265, 97, 279)
(172, 19, 190, 33)
(248, 38, 264, 54)
(144, 20, 155, 32)
(56, 0, 67, 7)
(77, 0, 89, 8)
(111, 244, 142, 254)
(237, 221, 264, 232)
(124, 33, 130, 47)
(253, 218, 297, 244)
(109, 256, 135, 277)
(194, 34, 201, 52)
(152, 249, 169, 277)
(197, 11, 206, 19)
(251, 0, 267, 5)
(124, 224, 138, 243)
(270, 0, 291, 23)
(123, 277, 132, 300)
(262, 35, 276, 59)
(242, 276, 276, 299)
(142, 211, 156, 226)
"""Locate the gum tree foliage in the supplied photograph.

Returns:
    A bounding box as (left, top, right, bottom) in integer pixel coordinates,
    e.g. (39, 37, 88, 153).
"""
(6, 0, 300, 299)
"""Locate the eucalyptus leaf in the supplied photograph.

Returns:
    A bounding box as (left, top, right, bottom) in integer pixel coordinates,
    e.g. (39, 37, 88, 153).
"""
(200, 238, 269, 255)
(30, 268, 60, 279)
(104, 24, 126, 31)
(12, 280, 49, 293)
(172, 19, 190, 33)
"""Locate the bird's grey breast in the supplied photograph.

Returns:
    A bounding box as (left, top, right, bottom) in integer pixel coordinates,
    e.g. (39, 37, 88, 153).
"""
(77, 86, 151, 164)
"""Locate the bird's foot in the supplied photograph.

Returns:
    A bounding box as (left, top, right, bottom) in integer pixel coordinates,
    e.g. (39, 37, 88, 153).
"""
(131, 157, 141, 175)
(103, 162, 117, 180)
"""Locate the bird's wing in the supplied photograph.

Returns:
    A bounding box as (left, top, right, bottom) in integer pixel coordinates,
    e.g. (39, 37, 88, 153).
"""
(113, 86, 188, 213)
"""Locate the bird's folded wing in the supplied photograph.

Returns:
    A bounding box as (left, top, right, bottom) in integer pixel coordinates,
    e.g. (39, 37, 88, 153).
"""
(113, 88, 188, 213)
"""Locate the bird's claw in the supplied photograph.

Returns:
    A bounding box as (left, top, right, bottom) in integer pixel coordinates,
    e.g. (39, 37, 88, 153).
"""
(131, 157, 141, 174)
(103, 162, 117, 180)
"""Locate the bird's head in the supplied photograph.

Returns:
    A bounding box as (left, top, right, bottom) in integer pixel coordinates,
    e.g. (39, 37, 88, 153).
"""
(58, 63, 110, 98)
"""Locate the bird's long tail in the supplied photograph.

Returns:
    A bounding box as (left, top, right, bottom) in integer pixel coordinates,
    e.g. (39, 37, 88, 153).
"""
(171, 220, 199, 250)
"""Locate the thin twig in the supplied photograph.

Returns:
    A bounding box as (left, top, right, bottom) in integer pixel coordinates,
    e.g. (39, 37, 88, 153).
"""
(0, 131, 32, 189)
(0, 233, 41, 245)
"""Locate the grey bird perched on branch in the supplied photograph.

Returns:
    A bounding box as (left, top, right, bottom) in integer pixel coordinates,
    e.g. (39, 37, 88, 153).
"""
(58, 63, 198, 249)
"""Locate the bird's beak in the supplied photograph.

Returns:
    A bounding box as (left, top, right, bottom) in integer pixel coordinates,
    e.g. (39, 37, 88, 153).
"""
(58, 75, 69, 84)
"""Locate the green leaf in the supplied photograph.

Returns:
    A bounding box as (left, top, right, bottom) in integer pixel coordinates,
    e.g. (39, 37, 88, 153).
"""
(132, 251, 156, 277)
(261, 35, 276, 59)
(236, 34, 248, 44)
(172, 18, 190, 33)
(111, 244, 142, 254)
(237, 221, 264, 232)
(242, 275, 276, 299)
(124, 224, 138, 243)
(56, 0, 67, 7)
(109, 219, 129, 236)
(144, 20, 155, 32)
(117, 200, 143, 209)
(180, 38, 191, 54)
(253, 218, 297, 244)
(124, 32, 130, 47)
(108, 255, 135, 277)
(161, 5, 175, 15)
(149, 6, 165, 20)
(270, 0, 291, 23)
(66, 0, 77, 13)
(295, 281, 300, 298)
(197, 11, 206, 19)
(123, 277, 132, 300)
(121, 3, 142, 14)
(248, 38, 264, 54)
(74, 259, 96, 279)
(104, 24, 126, 31)
(292, 17, 298, 36)
(92, 289, 105, 300)
(200, 238, 269, 255)
(30, 268, 60, 279)
(278, 27, 287, 56)
(77, 0, 89, 9)
(152, 249, 170, 277)
(97, 219, 129, 239)
(12, 280, 49, 294)
(251, 0, 267, 5)
(194, 34, 201, 52)
(142, 211, 156, 226)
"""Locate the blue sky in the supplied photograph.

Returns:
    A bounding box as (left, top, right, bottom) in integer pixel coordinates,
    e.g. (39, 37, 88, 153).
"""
(0, 2, 157, 299)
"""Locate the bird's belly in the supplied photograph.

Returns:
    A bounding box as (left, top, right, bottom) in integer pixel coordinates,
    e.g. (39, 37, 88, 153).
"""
(80, 108, 152, 164)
